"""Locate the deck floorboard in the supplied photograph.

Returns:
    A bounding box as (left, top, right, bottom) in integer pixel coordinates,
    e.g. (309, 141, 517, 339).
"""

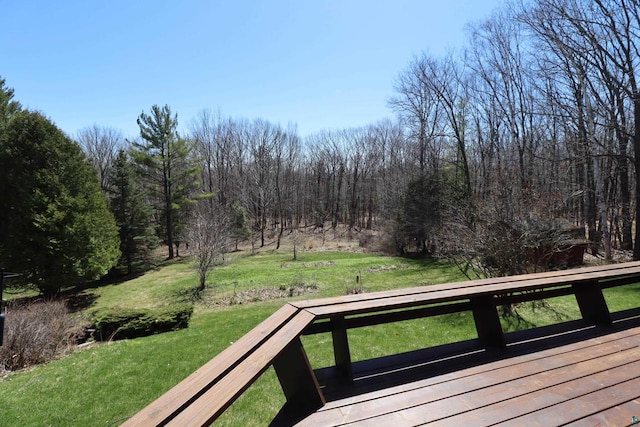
(296, 325, 640, 426)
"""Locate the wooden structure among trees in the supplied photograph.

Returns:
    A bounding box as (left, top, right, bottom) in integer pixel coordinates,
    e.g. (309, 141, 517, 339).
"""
(123, 262, 640, 426)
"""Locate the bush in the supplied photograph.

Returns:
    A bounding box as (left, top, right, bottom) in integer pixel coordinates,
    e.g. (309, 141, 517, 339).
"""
(91, 303, 194, 341)
(0, 299, 85, 372)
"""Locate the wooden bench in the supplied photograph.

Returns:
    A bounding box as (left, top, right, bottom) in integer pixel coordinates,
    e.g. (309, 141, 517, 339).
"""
(122, 261, 640, 426)
(121, 305, 324, 426)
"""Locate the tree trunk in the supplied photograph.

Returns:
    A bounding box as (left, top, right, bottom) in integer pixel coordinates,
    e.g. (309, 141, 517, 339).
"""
(166, 194, 174, 259)
(633, 94, 640, 259)
(617, 118, 633, 250)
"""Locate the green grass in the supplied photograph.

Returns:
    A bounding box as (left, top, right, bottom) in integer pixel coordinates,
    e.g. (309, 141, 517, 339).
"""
(202, 250, 461, 300)
(83, 258, 196, 312)
(0, 303, 286, 426)
(603, 282, 640, 311)
(1, 249, 640, 426)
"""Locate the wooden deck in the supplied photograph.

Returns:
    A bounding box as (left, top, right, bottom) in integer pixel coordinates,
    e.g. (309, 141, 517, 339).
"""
(293, 311, 640, 426)
(123, 262, 640, 426)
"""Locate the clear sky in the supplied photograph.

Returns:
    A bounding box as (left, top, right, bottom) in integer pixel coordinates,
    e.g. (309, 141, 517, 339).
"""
(1, 0, 503, 140)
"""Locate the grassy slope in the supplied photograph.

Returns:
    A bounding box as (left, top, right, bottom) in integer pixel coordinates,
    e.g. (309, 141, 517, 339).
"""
(0, 250, 463, 426)
(1, 246, 639, 426)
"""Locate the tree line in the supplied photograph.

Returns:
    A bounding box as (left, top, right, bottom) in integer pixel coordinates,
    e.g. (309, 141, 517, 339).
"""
(2, 0, 640, 294)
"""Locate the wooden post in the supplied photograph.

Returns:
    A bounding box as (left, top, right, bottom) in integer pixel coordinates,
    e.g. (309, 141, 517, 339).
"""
(273, 336, 326, 410)
(471, 295, 506, 349)
(331, 316, 353, 382)
(573, 280, 611, 325)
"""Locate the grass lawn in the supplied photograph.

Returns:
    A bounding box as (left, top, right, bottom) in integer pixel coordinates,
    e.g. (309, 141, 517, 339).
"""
(1, 243, 639, 426)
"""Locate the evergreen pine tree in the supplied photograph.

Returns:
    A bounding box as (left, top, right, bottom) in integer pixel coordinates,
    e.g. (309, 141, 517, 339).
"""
(109, 150, 158, 274)
(131, 104, 200, 259)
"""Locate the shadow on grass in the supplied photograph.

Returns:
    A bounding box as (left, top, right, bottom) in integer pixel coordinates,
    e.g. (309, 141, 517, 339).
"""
(3, 290, 99, 314)
(500, 305, 537, 331)
(65, 292, 100, 313)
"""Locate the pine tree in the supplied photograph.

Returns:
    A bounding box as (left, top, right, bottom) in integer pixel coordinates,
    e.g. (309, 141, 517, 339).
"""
(109, 150, 158, 274)
(131, 105, 200, 259)
(230, 202, 251, 251)
(0, 77, 21, 124)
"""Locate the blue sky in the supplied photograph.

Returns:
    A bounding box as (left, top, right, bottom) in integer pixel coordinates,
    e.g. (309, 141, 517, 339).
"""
(1, 0, 503, 139)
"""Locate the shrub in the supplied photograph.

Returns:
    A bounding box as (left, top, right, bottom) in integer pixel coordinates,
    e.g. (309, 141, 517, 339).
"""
(0, 299, 85, 372)
(91, 303, 194, 341)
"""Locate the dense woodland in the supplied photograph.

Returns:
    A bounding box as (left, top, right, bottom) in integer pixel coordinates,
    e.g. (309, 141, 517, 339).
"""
(1, 0, 640, 294)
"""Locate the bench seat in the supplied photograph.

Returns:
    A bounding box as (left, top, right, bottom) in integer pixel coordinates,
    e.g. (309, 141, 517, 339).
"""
(293, 263, 640, 318)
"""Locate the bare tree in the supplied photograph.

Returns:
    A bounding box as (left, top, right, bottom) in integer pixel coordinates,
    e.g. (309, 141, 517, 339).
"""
(77, 125, 123, 192)
(389, 54, 443, 176)
(241, 119, 284, 247)
(422, 53, 473, 194)
(188, 201, 229, 292)
(371, 119, 409, 222)
(521, 0, 640, 256)
(274, 124, 301, 248)
(190, 109, 236, 206)
(467, 11, 540, 192)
